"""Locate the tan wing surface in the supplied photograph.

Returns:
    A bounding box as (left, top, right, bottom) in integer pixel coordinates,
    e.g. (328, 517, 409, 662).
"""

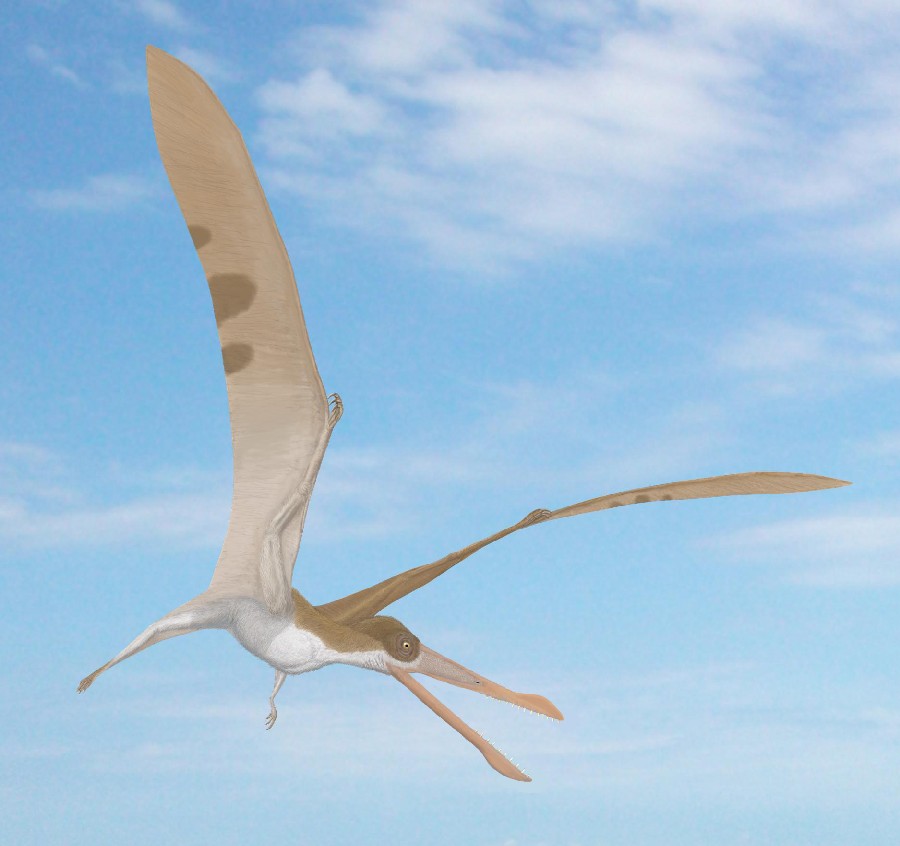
(147, 46, 328, 603)
(317, 472, 849, 623)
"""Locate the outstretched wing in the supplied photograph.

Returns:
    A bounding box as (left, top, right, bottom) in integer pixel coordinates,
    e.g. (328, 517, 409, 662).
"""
(147, 46, 330, 608)
(316, 472, 849, 623)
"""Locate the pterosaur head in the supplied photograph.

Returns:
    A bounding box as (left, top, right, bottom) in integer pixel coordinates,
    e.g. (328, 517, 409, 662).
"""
(349, 615, 563, 781)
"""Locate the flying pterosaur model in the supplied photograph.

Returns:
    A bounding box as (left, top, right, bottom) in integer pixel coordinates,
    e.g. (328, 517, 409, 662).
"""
(77, 46, 849, 782)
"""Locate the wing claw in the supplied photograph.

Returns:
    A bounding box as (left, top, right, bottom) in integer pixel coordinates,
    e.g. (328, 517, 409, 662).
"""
(518, 508, 551, 528)
(328, 393, 344, 428)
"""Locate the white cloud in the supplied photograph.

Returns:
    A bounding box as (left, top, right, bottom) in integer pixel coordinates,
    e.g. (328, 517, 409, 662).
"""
(294, 0, 511, 76)
(857, 429, 900, 458)
(26, 44, 87, 88)
(717, 318, 828, 373)
(105, 57, 146, 96)
(259, 6, 763, 267)
(644, 0, 838, 41)
(69, 660, 900, 804)
(171, 46, 238, 84)
(0, 424, 506, 552)
(247, 0, 900, 270)
(304, 368, 744, 553)
(303, 377, 588, 544)
(30, 173, 160, 212)
(841, 205, 900, 253)
(705, 504, 900, 587)
(135, 0, 191, 31)
(0, 440, 80, 510)
(0, 441, 53, 464)
(4, 492, 229, 549)
(1, 360, 726, 555)
(258, 69, 386, 141)
(714, 286, 900, 396)
(0, 443, 228, 551)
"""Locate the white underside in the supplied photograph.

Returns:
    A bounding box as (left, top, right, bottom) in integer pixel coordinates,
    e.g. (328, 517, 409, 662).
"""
(212, 597, 385, 675)
(265, 625, 384, 674)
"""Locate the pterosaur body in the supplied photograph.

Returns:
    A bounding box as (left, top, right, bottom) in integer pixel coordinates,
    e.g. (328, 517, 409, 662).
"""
(78, 47, 849, 781)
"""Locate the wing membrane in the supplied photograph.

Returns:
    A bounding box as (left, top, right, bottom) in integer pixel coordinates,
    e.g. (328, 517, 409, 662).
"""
(317, 472, 849, 623)
(547, 471, 845, 520)
(147, 46, 328, 603)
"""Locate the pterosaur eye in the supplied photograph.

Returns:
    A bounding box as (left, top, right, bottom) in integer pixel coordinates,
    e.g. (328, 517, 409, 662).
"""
(391, 632, 418, 660)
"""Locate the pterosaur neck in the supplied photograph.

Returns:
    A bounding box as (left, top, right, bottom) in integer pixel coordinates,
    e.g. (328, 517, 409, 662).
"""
(291, 589, 381, 655)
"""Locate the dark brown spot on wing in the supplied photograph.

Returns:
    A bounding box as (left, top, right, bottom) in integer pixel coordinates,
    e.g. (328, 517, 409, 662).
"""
(189, 225, 211, 248)
(222, 343, 253, 374)
(608, 500, 623, 508)
(208, 274, 256, 325)
(634, 494, 651, 504)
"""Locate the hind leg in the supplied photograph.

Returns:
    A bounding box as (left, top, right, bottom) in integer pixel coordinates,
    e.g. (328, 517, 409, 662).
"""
(265, 670, 287, 730)
(77, 602, 213, 693)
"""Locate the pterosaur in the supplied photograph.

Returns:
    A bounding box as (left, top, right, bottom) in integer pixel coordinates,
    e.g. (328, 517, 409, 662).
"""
(77, 46, 849, 781)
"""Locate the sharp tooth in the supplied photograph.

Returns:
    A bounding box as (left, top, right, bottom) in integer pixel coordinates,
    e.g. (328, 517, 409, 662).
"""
(473, 727, 530, 778)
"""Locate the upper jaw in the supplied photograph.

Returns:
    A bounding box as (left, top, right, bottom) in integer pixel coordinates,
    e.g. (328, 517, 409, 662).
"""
(386, 645, 563, 782)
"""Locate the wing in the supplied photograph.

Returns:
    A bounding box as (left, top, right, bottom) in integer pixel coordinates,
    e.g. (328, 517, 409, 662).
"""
(147, 46, 330, 609)
(316, 471, 849, 623)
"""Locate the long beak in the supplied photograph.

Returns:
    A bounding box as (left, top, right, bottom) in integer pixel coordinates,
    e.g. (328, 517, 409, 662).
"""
(387, 645, 563, 782)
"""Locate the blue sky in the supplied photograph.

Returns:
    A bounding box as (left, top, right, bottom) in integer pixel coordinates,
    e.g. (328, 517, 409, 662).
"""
(3, 1, 900, 844)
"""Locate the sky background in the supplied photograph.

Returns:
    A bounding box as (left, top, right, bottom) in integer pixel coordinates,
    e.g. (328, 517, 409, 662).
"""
(3, 1, 900, 844)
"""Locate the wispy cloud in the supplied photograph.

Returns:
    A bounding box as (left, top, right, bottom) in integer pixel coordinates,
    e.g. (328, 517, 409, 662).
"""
(0, 442, 228, 551)
(30, 173, 160, 212)
(104, 44, 234, 96)
(1, 491, 230, 550)
(705, 503, 900, 587)
(258, 69, 386, 142)
(714, 286, 900, 397)
(134, 0, 192, 32)
(258, 2, 764, 268)
(0, 428, 504, 553)
(857, 429, 900, 458)
(249, 0, 900, 271)
(26, 44, 87, 88)
(69, 659, 900, 804)
(1, 360, 730, 555)
(307, 367, 739, 549)
(105, 57, 147, 96)
(171, 46, 239, 84)
(717, 318, 829, 374)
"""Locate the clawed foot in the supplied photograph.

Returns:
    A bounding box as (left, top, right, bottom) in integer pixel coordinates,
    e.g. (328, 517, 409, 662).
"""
(328, 393, 343, 428)
(77, 671, 98, 694)
(265, 703, 278, 730)
(519, 508, 551, 528)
